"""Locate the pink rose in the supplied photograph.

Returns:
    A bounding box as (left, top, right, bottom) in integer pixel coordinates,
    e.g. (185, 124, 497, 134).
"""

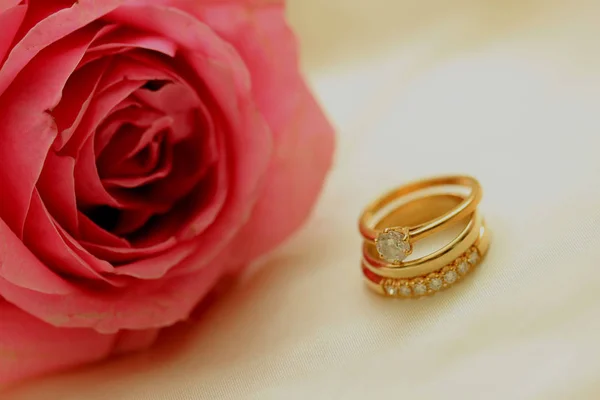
(0, 0, 334, 385)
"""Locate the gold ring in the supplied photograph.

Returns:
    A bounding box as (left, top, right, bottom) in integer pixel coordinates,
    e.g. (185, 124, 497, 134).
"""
(358, 177, 489, 298)
(359, 175, 482, 264)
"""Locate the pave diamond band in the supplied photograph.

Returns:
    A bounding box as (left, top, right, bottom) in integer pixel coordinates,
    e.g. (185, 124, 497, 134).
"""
(363, 247, 483, 297)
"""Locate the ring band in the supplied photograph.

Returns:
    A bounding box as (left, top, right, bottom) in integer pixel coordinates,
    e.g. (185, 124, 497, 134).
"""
(363, 209, 483, 277)
(359, 175, 482, 265)
(358, 177, 489, 298)
(363, 223, 488, 297)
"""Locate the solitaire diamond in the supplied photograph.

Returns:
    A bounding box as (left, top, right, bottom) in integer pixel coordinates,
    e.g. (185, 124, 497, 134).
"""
(376, 229, 411, 263)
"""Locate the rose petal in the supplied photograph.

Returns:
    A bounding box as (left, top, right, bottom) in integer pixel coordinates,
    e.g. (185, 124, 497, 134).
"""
(0, 218, 73, 295)
(36, 152, 79, 236)
(224, 85, 335, 264)
(128, 0, 278, 7)
(110, 114, 268, 278)
(134, 78, 198, 114)
(97, 54, 176, 95)
(108, 4, 273, 261)
(43, 62, 107, 236)
(72, 80, 175, 213)
(56, 227, 117, 276)
(97, 115, 172, 179)
(110, 165, 224, 278)
(0, 0, 22, 13)
(74, 135, 127, 210)
(110, 240, 196, 279)
(139, 135, 208, 208)
(89, 26, 177, 57)
(200, 3, 335, 263)
(106, 4, 251, 94)
(121, 50, 220, 147)
(13, 0, 99, 45)
(0, 0, 124, 95)
(78, 212, 131, 249)
(111, 328, 160, 355)
(111, 209, 156, 237)
(96, 112, 211, 219)
(81, 236, 177, 265)
(0, 26, 102, 235)
(177, 108, 272, 274)
(118, 103, 269, 280)
(0, 262, 224, 333)
(95, 8, 270, 263)
(130, 101, 222, 251)
(132, 77, 202, 142)
(115, 115, 171, 161)
(62, 78, 144, 158)
(76, 129, 172, 224)
(102, 139, 171, 189)
(0, 301, 115, 386)
(95, 106, 164, 156)
(52, 58, 109, 150)
(102, 140, 173, 190)
(0, 3, 26, 65)
(23, 191, 122, 284)
(163, 0, 335, 264)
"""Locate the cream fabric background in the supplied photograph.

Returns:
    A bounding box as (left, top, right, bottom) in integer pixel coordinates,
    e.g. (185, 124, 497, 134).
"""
(5, 0, 600, 398)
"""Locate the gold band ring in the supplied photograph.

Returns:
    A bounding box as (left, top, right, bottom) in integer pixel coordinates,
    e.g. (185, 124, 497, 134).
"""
(359, 175, 482, 265)
(359, 177, 489, 298)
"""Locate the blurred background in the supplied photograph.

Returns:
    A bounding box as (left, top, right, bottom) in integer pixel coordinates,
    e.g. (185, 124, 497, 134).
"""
(5, 0, 600, 399)
(290, 0, 551, 69)
(289, 0, 597, 70)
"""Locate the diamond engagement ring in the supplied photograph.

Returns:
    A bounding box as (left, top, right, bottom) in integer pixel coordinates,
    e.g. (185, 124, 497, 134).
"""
(358, 175, 489, 298)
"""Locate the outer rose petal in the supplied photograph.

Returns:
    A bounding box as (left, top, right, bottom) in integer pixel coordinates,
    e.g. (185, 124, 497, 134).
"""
(0, 218, 73, 295)
(0, 25, 105, 235)
(0, 301, 114, 386)
(226, 81, 335, 265)
(0, 3, 26, 64)
(0, 251, 225, 333)
(0, 301, 160, 386)
(0, 0, 125, 95)
(183, 1, 335, 263)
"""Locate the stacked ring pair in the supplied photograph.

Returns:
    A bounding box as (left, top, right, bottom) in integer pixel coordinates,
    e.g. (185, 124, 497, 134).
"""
(358, 176, 490, 297)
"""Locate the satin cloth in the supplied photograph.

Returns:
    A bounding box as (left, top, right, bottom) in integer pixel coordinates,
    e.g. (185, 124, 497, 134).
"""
(5, 0, 600, 398)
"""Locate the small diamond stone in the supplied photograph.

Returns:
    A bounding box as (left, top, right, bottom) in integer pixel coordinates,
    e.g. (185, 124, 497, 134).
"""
(444, 270, 458, 284)
(429, 277, 443, 291)
(376, 230, 411, 263)
(468, 250, 480, 265)
(384, 284, 397, 296)
(414, 283, 427, 295)
(457, 260, 470, 275)
(399, 285, 412, 297)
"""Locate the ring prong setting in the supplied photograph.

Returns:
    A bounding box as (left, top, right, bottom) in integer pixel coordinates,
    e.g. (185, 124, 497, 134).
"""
(375, 227, 412, 264)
